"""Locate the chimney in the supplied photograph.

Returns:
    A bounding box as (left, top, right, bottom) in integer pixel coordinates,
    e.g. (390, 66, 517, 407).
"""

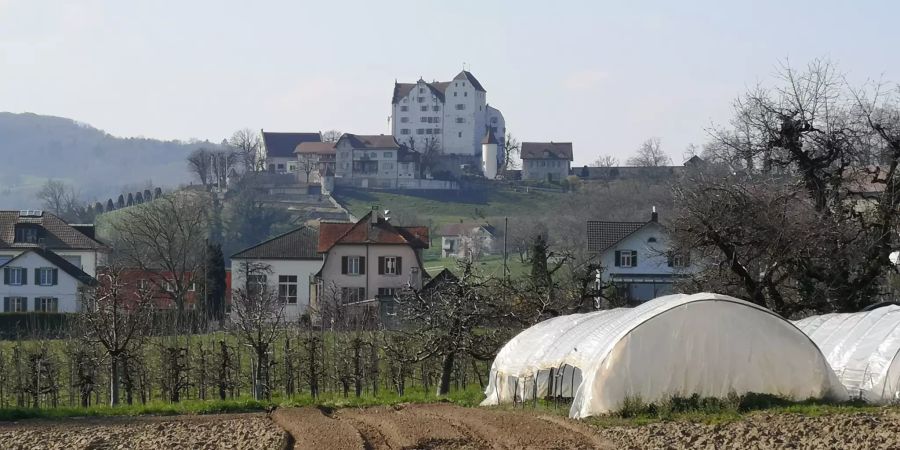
(651, 206, 658, 223)
(370, 207, 379, 225)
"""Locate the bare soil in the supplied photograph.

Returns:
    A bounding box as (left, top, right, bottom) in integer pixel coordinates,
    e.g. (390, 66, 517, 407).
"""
(0, 413, 288, 450)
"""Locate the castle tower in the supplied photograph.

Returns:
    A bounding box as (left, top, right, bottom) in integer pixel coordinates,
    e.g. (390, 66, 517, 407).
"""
(481, 128, 498, 179)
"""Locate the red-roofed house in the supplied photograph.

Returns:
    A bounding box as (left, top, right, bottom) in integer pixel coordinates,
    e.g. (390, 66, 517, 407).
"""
(314, 211, 429, 309)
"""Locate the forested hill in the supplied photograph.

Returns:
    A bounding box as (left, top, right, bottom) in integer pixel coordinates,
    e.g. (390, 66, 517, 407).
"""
(0, 112, 212, 209)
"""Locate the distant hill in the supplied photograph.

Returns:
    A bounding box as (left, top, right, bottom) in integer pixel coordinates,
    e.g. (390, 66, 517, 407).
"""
(0, 112, 214, 209)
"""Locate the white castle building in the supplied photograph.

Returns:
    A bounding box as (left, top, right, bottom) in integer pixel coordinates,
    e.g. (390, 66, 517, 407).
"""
(390, 71, 505, 157)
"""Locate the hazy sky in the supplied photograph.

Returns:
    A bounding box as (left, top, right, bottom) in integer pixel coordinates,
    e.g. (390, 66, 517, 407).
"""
(2, 0, 898, 165)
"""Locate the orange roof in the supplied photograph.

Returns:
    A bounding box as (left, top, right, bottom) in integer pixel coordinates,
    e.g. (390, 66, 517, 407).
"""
(317, 213, 429, 253)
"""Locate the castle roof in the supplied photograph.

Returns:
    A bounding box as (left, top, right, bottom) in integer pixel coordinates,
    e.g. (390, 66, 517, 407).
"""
(392, 71, 486, 104)
(482, 128, 499, 145)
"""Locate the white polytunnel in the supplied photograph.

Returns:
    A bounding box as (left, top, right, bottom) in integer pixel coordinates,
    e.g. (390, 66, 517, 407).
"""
(794, 304, 900, 403)
(482, 293, 848, 418)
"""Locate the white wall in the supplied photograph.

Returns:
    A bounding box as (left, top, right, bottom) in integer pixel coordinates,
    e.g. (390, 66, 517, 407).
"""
(599, 223, 681, 280)
(231, 257, 323, 321)
(0, 251, 87, 313)
(1, 249, 103, 278)
(392, 80, 444, 152)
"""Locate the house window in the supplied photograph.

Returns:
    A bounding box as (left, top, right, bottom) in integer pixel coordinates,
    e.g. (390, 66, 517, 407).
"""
(458, 132, 462, 138)
(432, 106, 440, 111)
(3, 297, 27, 312)
(247, 274, 267, 296)
(341, 256, 365, 275)
(455, 118, 465, 124)
(188, 282, 197, 292)
(400, 117, 409, 123)
(434, 117, 440, 123)
(426, 129, 433, 135)
(278, 275, 298, 304)
(420, 106, 428, 112)
(464, 92, 468, 97)
(34, 297, 58, 313)
(616, 250, 638, 268)
(454, 92, 457, 97)
(491, 117, 498, 124)
(419, 88, 424, 94)
(668, 252, 691, 269)
(434, 128, 442, 134)
(138, 279, 150, 291)
(417, 97, 424, 103)
(379, 256, 402, 275)
(340, 287, 366, 304)
(384, 152, 393, 158)
(14, 226, 39, 244)
(400, 106, 408, 112)
(36, 268, 57, 286)
(377, 288, 396, 298)
(400, 129, 410, 135)
(3, 267, 26, 285)
(420, 117, 427, 123)
(417, 129, 425, 135)
(455, 104, 465, 110)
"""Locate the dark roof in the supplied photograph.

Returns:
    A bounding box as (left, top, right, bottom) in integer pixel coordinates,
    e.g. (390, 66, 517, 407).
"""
(0, 248, 98, 286)
(422, 268, 459, 291)
(453, 71, 486, 92)
(520, 142, 574, 161)
(438, 223, 496, 237)
(318, 212, 429, 253)
(294, 142, 336, 155)
(482, 128, 498, 145)
(262, 131, 322, 158)
(392, 72, 486, 104)
(0, 211, 107, 250)
(587, 221, 651, 253)
(338, 134, 401, 150)
(231, 226, 321, 260)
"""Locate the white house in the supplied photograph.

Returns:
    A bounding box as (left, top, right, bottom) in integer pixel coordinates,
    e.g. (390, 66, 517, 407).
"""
(0, 210, 108, 277)
(261, 130, 322, 174)
(521, 142, 573, 182)
(438, 223, 497, 259)
(333, 134, 421, 187)
(1, 247, 98, 313)
(230, 226, 323, 321)
(390, 71, 505, 157)
(587, 209, 694, 303)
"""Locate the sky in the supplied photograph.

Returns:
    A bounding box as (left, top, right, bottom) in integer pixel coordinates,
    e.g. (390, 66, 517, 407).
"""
(2, 0, 899, 165)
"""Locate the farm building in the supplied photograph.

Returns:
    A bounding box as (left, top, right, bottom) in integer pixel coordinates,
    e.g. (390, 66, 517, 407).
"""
(482, 293, 848, 418)
(794, 304, 900, 403)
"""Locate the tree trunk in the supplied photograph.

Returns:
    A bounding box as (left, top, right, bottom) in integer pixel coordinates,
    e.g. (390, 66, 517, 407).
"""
(437, 352, 455, 396)
(110, 354, 120, 406)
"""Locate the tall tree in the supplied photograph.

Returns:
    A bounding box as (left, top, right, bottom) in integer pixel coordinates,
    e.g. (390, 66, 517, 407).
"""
(321, 129, 343, 143)
(590, 155, 619, 167)
(672, 60, 900, 315)
(499, 132, 521, 173)
(204, 242, 227, 321)
(187, 148, 213, 187)
(626, 138, 672, 167)
(227, 129, 263, 173)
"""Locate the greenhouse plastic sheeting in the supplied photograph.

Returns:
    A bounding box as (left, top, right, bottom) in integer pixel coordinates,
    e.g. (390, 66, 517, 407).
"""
(482, 293, 848, 418)
(794, 305, 900, 403)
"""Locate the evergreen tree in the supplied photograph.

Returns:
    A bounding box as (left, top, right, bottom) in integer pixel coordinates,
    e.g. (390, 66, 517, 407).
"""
(116, 194, 125, 209)
(529, 234, 551, 287)
(204, 242, 227, 321)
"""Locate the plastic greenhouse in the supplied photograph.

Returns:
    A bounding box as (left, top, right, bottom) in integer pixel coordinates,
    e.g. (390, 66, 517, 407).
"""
(794, 305, 900, 403)
(482, 293, 848, 418)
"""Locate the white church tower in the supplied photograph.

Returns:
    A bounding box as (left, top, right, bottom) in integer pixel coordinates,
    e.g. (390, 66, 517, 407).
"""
(481, 128, 498, 179)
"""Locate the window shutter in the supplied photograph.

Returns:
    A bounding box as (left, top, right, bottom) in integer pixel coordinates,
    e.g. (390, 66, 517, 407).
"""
(614, 251, 621, 267)
(22, 269, 27, 285)
(3, 268, 8, 285)
(397, 257, 402, 275)
(667, 252, 674, 268)
(52, 269, 58, 285)
(2, 297, 8, 312)
(378, 257, 385, 275)
(35, 268, 40, 285)
(632, 250, 638, 266)
(359, 257, 366, 275)
(341, 256, 348, 274)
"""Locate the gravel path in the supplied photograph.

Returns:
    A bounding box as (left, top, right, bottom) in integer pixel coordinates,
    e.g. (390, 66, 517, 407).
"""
(0, 413, 288, 450)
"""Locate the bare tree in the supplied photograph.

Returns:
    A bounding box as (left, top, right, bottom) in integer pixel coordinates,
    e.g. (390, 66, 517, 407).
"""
(590, 155, 619, 167)
(229, 261, 285, 400)
(77, 267, 153, 406)
(228, 129, 263, 173)
(321, 130, 343, 143)
(672, 60, 900, 315)
(187, 148, 212, 187)
(626, 138, 672, 167)
(110, 192, 210, 314)
(499, 132, 521, 173)
(299, 155, 317, 183)
(37, 180, 81, 220)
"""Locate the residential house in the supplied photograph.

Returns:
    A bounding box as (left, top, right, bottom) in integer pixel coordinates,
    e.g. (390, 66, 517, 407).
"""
(587, 209, 693, 303)
(390, 71, 505, 156)
(315, 211, 429, 310)
(1, 247, 97, 313)
(231, 226, 323, 321)
(261, 130, 322, 174)
(521, 142, 573, 182)
(438, 223, 497, 258)
(116, 268, 231, 312)
(333, 134, 421, 187)
(0, 210, 108, 277)
(294, 141, 337, 183)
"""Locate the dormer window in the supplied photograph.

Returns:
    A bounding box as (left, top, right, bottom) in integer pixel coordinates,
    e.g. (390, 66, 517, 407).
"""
(14, 225, 40, 244)
(647, 237, 657, 243)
